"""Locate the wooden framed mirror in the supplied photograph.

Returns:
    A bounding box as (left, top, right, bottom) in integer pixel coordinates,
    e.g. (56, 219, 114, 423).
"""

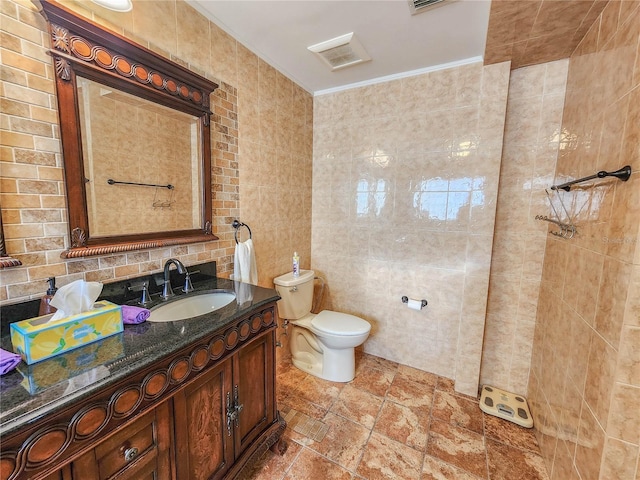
(0, 210, 22, 269)
(37, 0, 219, 258)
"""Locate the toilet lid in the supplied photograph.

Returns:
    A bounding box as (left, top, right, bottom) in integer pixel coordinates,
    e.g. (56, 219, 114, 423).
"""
(311, 310, 371, 335)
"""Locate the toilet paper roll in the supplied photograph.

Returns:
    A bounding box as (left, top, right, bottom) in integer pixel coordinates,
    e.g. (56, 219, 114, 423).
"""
(406, 298, 423, 311)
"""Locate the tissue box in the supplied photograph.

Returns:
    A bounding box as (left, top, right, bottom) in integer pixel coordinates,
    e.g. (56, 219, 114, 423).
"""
(10, 300, 123, 365)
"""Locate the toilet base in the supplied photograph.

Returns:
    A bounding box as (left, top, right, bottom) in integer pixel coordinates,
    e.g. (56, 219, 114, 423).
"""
(289, 323, 364, 383)
(290, 339, 356, 383)
(291, 354, 323, 379)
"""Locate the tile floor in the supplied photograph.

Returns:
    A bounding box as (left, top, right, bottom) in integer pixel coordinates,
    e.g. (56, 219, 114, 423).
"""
(243, 352, 550, 480)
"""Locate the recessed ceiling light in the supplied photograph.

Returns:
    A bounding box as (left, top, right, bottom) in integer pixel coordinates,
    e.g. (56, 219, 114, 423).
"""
(307, 33, 371, 71)
(91, 0, 132, 12)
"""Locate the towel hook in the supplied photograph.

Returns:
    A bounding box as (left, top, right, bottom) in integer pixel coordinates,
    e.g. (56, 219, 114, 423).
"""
(232, 220, 252, 244)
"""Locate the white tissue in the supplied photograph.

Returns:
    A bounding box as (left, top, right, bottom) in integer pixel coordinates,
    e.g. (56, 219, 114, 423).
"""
(407, 298, 423, 311)
(49, 280, 103, 322)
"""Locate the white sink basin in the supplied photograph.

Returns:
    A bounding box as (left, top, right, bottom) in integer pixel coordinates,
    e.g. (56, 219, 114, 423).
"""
(148, 291, 236, 322)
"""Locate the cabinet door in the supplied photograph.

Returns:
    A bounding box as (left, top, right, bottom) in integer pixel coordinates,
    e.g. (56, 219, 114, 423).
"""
(233, 330, 276, 454)
(173, 359, 233, 480)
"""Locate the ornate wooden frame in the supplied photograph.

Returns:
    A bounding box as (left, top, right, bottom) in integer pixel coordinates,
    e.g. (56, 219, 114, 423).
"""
(36, 0, 219, 258)
(0, 211, 22, 269)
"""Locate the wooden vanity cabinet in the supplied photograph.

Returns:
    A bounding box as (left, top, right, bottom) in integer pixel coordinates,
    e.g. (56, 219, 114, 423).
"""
(0, 304, 285, 480)
(173, 331, 275, 480)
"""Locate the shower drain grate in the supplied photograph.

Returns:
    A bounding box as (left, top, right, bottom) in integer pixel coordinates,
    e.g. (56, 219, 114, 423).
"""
(281, 407, 329, 442)
(479, 385, 533, 428)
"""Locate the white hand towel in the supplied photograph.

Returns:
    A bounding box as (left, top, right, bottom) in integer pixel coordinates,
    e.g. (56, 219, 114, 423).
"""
(233, 238, 258, 285)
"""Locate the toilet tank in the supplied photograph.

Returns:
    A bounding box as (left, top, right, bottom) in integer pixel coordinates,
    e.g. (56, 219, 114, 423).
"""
(273, 270, 315, 320)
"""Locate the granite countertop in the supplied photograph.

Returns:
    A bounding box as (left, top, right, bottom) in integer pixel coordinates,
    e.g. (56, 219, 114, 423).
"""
(0, 268, 280, 437)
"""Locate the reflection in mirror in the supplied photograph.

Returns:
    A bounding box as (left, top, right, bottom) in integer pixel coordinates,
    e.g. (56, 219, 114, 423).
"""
(0, 210, 22, 269)
(78, 77, 202, 237)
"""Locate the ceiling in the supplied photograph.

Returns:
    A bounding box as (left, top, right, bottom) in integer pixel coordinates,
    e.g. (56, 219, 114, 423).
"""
(186, 0, 607, 95)
(187, 0, 492, 94)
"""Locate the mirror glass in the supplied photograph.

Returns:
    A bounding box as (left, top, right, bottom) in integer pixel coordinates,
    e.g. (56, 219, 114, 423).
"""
(78, 77, 202, 237)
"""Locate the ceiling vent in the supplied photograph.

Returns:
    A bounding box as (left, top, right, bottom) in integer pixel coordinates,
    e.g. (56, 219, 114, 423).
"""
(307, 33, 371, 71)
(408, 0, 453, 15)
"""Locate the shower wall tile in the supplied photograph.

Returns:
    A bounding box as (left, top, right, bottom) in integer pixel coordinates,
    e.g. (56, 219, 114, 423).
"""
(600, 438, 639, 480)
(616, 326, 640, 386)
(528, 5, 640, 480)
(1, 0, 312, 303)
(626, 265, 640, 327)
(481, 60, 568, 395)
(607, 383, 640, 445)
(312, 61, 510, 397)
(594, 257, 633, 348)
(575, 401, 606, 480)
(585, 333, 617, 430)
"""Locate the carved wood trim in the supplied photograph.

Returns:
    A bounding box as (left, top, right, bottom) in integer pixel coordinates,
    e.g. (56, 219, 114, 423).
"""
(70, 227, 86, 248)
(61, 233, 217, 258)
(38, 1, 216, 115)
(0, 257, 22, 269)
(53, 56, 71, 81)
(0, 305, 276, 480)
(48, 34, 209, 111)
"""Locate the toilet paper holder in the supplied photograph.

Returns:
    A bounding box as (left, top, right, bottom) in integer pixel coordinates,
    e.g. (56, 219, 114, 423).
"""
(401, 296, 428, 308)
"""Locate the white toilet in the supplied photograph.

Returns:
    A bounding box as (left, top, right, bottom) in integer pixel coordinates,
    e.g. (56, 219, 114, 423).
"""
(273, 270, 371, 382)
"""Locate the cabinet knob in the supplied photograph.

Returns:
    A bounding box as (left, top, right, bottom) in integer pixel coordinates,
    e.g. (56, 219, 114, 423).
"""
(124, 446, 139, 462)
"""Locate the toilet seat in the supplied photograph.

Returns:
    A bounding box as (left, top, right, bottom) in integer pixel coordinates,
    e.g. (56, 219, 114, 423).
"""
(311, 310, 370, 336)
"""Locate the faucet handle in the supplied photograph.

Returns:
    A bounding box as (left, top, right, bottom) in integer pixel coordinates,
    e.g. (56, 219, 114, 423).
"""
(139, 283, 152, 307)
(128, 281, 153, 307)
(182, 269, 199, 293)
(183, 272, 194, 294)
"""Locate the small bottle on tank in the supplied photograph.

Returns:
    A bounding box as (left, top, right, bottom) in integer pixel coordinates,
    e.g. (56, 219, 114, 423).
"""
(292, 252, 300, 277)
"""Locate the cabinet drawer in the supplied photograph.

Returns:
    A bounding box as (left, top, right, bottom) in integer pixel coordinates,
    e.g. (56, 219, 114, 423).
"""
(94, 409, 158, 479)
(98, 449, 158, 480)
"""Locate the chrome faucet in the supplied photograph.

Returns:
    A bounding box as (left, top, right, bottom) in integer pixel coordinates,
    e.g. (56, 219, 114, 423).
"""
(161, 258, 186, 300)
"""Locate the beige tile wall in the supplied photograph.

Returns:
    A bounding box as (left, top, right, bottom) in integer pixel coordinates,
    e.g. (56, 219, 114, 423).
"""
(235, 56, 314, 286)
(527, 2, 640, 479)
(0, 0, 313, 301)
(480, 59, 568, 395)
(312, 61, 511, 396)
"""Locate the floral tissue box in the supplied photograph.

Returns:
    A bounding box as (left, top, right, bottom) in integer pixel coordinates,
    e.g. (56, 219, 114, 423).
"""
(10, 300, 123, 365)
